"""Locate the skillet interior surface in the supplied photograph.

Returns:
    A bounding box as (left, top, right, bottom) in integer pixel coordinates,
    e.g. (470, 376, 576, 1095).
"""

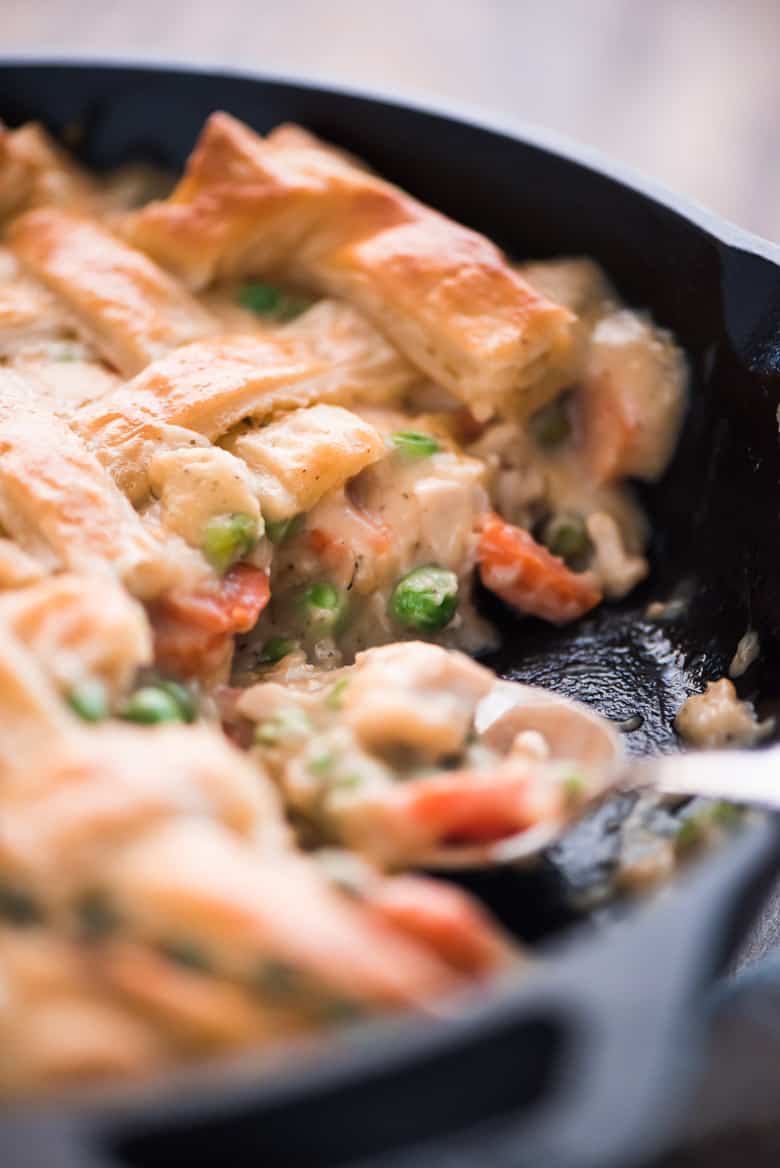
(1, 60, 780, 1168)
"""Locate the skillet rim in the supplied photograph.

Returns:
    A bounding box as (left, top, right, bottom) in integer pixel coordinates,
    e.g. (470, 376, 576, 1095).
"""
(1, 51, 779, 263)
(0, 56, 779, 1161)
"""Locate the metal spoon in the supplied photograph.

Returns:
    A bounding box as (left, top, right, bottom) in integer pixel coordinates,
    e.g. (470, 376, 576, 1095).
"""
(423, 681, 780, 870)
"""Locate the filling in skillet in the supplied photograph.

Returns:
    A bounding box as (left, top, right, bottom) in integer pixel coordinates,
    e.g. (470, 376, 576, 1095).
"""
(0, 113, 706, 1095)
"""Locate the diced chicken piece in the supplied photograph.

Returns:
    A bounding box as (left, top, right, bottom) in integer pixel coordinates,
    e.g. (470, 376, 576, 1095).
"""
(578, 308, 688, 483)
(344, 641, 493, 759)
(585, 511, 648, 600)
(9, 210, 219, 377)
(675, 679, 774, 749)
(0, 368, 207, 599)
(224, 404, 386, 520)
(516, 257, 616, 324)
(0, 574, 152, 697)
(0, 123, 100, 221)
(327, 440, 489, 595)
(126, 113, 573, 417)
(517, 256, 618, 384)
(149, 445, 261, 548)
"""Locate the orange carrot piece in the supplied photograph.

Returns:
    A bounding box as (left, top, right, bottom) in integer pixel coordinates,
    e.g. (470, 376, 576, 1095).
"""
(151, 564, 270, 678)
(367, 874, 512, 976)
(162, 563, 270, 635)
(477, 512, 601, 623)
(393, 767, 554, 845)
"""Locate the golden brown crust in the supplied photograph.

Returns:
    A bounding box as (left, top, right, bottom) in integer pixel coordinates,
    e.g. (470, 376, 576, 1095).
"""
(73, 320, 413, 502)
(0, 624, 77, 776)
(0, 927, 169, 1093)
(0, 123, 100, 222)
(73, 333, 323, 501)
(9, 209, 217, 376)
(0, 368, 201, 598)
(126, 113, 573, 416)
(0, 574, 152, 697)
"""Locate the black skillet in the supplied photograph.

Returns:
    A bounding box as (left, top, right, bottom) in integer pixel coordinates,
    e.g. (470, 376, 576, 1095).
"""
(2, 60, 780, 1168)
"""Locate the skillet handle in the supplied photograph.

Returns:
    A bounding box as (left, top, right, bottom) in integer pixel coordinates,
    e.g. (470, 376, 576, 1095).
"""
(6, 821, 778, 1168)
(354, 817, 780, 1168)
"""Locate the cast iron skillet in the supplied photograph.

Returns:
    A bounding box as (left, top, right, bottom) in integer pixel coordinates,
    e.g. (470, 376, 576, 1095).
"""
(2, 60, 780, 1168)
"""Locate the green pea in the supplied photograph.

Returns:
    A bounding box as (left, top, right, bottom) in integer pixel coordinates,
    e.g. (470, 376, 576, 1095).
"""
(238, 282, 284, 315)
(66, 678, 109, 723)
(301, 581, 348, 635)
(389, 564, 458, 632)
(237, 282, 310, 321)
(155, 679, 197, 723)
(541, 513, 592, 569)
(391, 431, 441, 459)
(202, 512, 259, 573)
(122, 685, 186, 725)
(259, 637, 295, 665)
(0, 883, 43, 927)
(265, 514, 305, 545)
(530, 394, 572, 449)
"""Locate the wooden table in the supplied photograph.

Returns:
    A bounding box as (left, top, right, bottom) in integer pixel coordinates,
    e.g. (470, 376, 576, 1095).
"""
(5, 0, 780, 242)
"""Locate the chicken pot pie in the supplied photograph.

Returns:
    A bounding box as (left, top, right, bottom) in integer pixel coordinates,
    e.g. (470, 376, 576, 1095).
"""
(0, 113, 690, 1094)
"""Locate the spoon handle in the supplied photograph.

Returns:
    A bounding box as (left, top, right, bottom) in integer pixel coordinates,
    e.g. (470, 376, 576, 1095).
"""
(632, 745, 780, 807)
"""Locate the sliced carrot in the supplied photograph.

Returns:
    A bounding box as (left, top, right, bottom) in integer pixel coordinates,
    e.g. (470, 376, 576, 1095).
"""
(393, 767, 558, 846)
(151, 615, 232, 683)
(366, 874, 512, 976)
(161, 564, 270, 635)
(151, 565, 270, 679)
(477, 512, 601, 624)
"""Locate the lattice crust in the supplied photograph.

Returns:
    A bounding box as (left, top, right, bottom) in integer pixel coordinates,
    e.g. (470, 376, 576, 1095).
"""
(125, 113, 576, 418)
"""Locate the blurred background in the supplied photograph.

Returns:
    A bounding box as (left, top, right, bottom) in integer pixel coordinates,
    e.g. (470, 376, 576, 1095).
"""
(4, 0, 780, 242)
